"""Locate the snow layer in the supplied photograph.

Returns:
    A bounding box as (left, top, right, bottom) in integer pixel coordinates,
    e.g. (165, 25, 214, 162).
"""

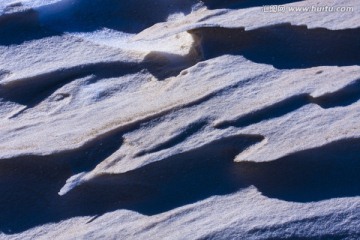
(0, 0, 359, 239)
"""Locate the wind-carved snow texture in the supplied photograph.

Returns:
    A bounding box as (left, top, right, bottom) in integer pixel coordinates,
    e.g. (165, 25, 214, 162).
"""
(0, 0, 360, 239)
(189, 25, 360, 69)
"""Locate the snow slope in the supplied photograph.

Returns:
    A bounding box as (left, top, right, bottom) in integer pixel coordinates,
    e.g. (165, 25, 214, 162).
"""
(0, 0, 359, 239)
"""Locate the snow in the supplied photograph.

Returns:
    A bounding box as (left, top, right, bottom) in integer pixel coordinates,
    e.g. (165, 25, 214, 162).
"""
(0, 0, 359, 239)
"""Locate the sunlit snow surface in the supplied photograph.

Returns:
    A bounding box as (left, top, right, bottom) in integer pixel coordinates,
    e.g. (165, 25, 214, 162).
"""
(0, 0, 360, 239)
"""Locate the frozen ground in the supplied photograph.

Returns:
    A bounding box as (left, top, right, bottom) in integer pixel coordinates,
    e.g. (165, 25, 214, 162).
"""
(0, 0, 359, 239)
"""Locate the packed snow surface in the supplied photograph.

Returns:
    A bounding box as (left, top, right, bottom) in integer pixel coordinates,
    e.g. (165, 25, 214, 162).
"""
(0, 0, 359, 239)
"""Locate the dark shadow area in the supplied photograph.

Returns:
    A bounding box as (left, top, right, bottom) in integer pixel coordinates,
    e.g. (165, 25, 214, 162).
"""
(39, 0, 196, 34)
(0, 62, 141, 106)
(237, 138, 360, 202)
(0, 119, 125, 234)
(0, 71, 10, 80)
(0, 0, 197, 44)
(216, 94, 311, 129)
(0, 134, 263, 234)
(64, 135, 263, 216)
(0, 10, 61, 46)
(142, 50, 200, 80)
(314, 79, 360, 109)
(0, 49, 199, 111)
(1, 135, 360, 234)
(216, 79, 360, 129)
(136, 120, 208, 156)
(189, 24, 360, 69)
(201, 0, 303, 10)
